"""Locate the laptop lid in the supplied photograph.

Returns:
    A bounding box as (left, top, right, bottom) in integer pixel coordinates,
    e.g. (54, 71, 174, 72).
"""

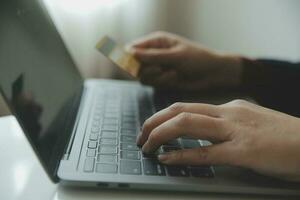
(0, 0, 83, 182)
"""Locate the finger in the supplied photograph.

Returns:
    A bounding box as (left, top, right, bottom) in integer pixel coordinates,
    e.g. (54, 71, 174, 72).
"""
(158, 143, 234, 166)
(142, 113, 228, 153)
(127, 36, 162, 49)
(127, 32, 175, 49)
(137, 103, 221, 146)
(132, 47, 181, 64)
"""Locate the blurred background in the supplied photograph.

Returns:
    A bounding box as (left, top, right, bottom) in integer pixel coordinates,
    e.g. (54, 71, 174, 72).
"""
(43, 0, 300, 78)
(1, 0, 300, 116)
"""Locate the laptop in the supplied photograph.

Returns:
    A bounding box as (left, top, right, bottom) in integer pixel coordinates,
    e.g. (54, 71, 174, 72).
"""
(1, 0, 300, 196)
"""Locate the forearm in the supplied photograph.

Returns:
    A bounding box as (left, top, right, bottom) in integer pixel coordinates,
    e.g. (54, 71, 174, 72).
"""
(240, 58, 300, 117)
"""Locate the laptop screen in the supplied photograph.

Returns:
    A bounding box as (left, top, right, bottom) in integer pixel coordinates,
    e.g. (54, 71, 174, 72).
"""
(0, 0, 83, 181)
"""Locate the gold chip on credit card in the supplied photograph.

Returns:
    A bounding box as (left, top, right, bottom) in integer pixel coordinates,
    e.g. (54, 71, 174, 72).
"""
(96, 36, 140, 77)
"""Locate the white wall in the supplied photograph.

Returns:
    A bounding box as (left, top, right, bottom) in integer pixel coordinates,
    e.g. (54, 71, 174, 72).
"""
(169, 0, 300, 61)
(43, 0, 300, 78)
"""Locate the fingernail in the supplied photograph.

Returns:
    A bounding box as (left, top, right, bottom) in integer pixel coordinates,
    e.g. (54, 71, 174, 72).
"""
(136, 133, 142, 146)
(142, 144, 150, 153)
(158, 154, 169, 162)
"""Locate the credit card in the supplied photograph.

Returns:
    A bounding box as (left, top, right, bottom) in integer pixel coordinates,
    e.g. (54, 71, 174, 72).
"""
(96, 36, 140, 77)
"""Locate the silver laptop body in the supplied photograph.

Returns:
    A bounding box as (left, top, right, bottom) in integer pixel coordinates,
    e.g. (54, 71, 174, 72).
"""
(57, 79, 300, 196)
(0, 0, 300, 196)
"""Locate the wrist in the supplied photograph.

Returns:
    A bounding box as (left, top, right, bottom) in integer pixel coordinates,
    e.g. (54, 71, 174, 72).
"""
(218, 54, 244, 88)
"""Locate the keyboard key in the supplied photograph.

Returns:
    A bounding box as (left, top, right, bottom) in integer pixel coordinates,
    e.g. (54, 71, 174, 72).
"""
(105, 112, 119, 118)
(103, 118, 118, 125)
(100, 138, 117, 145)
(120, 143, 139, 151)
(94, 108, 102, 115)
(123, 106, 135, 111)
(96, 163, 118, 174)
(89, 133, 99, 141)
(181, 139, 201, 149)
(98, 145, 118, 154)
(105, 113, 119, 118)
(86, 149, 96, 157)
(84, 158, 95, 172)
(121, 151, 140, 160)
(92, 120, 101, 127)
(122, 105, 135, 110)
(190, 166, 214, 178)
(123, 114, 136, 119)
(201, 140, 212, 147)
(122, 117, 136, 123)
(93, 114, 101, 121)
(120, 129, 136, 136)
(120, 160, 141, 175)
(122, 123, 136, 130)
(167, 166, 189, 177)
(106, 106, 119, 111)
(164, 139, 180, 147)
(94, 109, 102, 115)
(107, 99, 120, 103)
(88, 141, 97, 149)
(142, 152, 156, 159)
(143, 159, 166, 176)
(123, 104, 135, 109)
(107, 105, 119, 110)
(91, 126, 100, 133)
(120, 135, 136, 143)
(97, 154, 117, 163)
(95, 103, 103, 109)
(161, 146, 180, 153)
(101, 131, 117, 138)
(103, 125, 118, 131)
(106, 102, 119, 107)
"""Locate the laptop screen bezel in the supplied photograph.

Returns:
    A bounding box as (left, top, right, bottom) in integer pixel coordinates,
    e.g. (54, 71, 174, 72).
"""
(0, 0, 85, 182)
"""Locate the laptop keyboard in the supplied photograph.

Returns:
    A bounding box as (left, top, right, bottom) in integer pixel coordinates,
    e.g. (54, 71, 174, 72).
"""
(83, 87, 214, 178)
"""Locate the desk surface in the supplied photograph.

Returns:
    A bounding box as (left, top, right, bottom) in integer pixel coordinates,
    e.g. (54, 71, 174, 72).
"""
(0, 115, 295, 200)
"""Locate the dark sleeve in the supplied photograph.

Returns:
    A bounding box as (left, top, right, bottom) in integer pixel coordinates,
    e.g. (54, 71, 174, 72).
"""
(241, 58, 300, 117)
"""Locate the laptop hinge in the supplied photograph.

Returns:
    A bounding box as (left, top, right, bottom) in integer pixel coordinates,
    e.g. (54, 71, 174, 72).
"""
(62, 121, 78, 160)
(62, 87, 86, 160)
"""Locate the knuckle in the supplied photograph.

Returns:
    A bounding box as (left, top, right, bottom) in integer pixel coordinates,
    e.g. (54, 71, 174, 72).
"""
(223, 99, 252, 116)
(176, 112, 193, 126)
(232, 106, 250, 116)
(147, 129, 160, 142)
(169, 102, 185, 113)
(142, 118, 152, 132)
(153, 31, 167, 38)
(209, 118, 223, 131)
(230, 99, 249, 106)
